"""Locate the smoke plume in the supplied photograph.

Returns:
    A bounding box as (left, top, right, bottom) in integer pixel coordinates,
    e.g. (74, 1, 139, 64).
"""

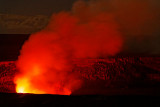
(14, 0, 123, 95)
(14, 0, 160, 94)
(110, 0, 160, 54)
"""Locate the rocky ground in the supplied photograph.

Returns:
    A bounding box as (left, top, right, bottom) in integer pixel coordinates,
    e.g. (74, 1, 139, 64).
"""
(0, 56, 160, 95)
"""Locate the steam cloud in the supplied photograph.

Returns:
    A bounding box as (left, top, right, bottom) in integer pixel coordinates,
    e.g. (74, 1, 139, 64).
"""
(14, 0, 160, 95)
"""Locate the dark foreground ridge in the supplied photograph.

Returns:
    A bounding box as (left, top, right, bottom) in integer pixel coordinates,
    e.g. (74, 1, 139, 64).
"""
(0, 93, 159, 106)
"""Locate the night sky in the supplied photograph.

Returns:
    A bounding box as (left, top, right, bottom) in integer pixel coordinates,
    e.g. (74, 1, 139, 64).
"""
(0, 0, 160, 54)
(0, 0, 160, 16)
(0, 0, 77, 16)
(0, 0, 159, 37)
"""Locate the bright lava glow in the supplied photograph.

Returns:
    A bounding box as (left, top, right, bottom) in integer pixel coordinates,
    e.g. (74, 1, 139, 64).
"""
(15, 65, 72, 95)
(16, 76, 47, 94)
(17, 87, 25, 93)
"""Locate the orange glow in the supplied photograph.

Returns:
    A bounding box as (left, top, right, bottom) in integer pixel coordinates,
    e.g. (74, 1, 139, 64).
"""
(15, 75, 72, 94)
(14, 63, 73, 95)
(15, 77, 30, 93)
(15, 75, 46, 94)
(17, 87, 25, 93)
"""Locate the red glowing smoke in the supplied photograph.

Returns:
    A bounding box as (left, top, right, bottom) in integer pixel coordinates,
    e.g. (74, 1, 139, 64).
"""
(14, 0, 124, 95)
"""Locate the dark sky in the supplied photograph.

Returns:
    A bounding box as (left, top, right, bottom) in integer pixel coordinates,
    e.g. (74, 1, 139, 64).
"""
(0, 0, 159, 55)
(0, 0, 159, 16)
(0, 0, 77, 16)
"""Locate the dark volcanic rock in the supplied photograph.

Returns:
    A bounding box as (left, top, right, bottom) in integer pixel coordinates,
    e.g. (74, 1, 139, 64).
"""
(0, 61, 17, 93)
(0, 56, 160, 94)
